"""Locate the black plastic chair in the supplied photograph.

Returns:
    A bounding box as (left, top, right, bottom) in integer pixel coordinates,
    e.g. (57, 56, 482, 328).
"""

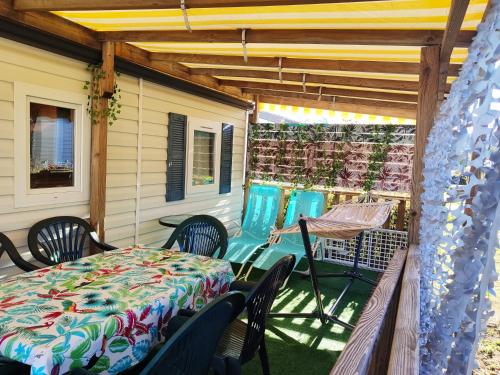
(213, 254, 295, 375)
(71, 291, 246, 375)
(0, 233, 39, 272)
(162, 215, 228, 259)
(28, 216, 117, 266)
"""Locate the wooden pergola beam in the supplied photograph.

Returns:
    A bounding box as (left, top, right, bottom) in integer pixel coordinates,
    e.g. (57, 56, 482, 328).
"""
(14, 0, 386, 11)
(0, 0, 247, 100)
(408, 46, 440, 244)
(194, 68, 452, 92)
(100, 29, 475, 47)
(438, 0, 470, 99)
(259, 94, 416, 119)
(151, 52, 462, 76)
(90, 41, 114, 242)
(224, 80, 419, 103)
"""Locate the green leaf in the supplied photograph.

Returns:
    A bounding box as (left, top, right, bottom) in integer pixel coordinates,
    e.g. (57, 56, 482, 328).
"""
(109, 337, 129, 353)
(70, 338, 91, 359)
(104, 318, 118, 337)
(82, 324, 100, 341)
(91, 355, 110, 372)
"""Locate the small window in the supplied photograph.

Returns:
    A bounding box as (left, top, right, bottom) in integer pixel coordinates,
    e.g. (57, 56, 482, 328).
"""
(14, 82, 90, 208)
(192, 130, 215, 186)
(186, 118, 221, 195)
(30, 102, 75, 189)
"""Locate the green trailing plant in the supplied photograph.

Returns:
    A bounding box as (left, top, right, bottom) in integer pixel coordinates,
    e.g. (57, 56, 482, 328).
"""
(248, 123, 260, 179)
(309, 124, 327, 187)
(260, 123, 274, 181)
(291, 125, 308, 186)
(325, 125, 350, 188)
(275, 123, 288, 182)
(363, 125, 395, 192)
(83, 63, 122, 126)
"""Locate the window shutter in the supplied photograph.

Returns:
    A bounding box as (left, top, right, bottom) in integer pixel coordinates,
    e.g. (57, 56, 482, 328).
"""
(219, 123, 234, 194)
(166, 113, 187, 202)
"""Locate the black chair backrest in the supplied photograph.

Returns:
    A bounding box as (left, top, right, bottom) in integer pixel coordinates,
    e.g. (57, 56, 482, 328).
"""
(0, 233, 39, 272)
(241, 254, 295, 363)
(162, 215, 228, 259)
(28, 216, 94, 265)
(140, 291, 245, 375)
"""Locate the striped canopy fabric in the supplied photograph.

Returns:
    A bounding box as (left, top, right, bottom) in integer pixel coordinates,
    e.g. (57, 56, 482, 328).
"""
(54, 0, 488, 78)
(273, 201, 395, 240)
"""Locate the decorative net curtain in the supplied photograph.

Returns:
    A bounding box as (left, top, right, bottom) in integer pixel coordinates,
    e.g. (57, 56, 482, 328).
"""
(419, 1, 499, 374)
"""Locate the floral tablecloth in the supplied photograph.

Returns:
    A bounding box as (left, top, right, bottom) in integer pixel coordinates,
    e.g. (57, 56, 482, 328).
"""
(0, 247, 234, 375)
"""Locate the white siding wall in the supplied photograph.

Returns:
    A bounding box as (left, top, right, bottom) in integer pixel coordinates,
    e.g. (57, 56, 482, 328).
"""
(0, 37, 247, 278)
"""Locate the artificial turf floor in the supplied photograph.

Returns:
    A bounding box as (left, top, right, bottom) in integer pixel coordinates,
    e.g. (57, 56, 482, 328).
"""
(236, 260, 378, 375)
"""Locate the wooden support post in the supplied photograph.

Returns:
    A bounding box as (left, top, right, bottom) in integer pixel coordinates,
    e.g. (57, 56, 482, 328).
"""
(250, 94, 260, 124)
(276, 188, 287, 229)
(90, 41, 115, 244)
(408, 46, 440, 244)
(396, 199, 407, 231)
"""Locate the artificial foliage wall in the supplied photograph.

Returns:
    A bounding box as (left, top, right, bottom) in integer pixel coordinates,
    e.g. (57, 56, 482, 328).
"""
(419, 2, 499, 374)
(248, 123, 414, 192)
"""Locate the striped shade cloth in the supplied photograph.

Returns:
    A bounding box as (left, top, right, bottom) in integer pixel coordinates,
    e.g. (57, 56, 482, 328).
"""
(273, 201, 396, 240)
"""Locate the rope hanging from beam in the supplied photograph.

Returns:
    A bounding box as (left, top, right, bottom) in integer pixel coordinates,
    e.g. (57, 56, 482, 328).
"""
(302, 73, 306, 93)
(242, 29, 248, 63)
(179, 0, 192, 32)
(318, 86, 323, 101)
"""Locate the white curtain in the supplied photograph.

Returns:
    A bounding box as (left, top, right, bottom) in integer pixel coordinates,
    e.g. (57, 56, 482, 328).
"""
(419, 1, 500, 374)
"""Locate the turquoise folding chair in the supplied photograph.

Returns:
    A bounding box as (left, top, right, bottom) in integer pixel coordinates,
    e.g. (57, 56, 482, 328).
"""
(224, 185, 282, 265)
(250, 190, 325, 272)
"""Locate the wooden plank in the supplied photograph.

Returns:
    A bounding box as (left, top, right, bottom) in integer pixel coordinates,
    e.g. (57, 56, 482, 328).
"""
(258, 95, 416, 119)
(90, 41, 114, 242)
(250, 94, 259, 123)
(240, 85, 418, 103)
(438, 0, 470, 100)
(248, 90, 416, 111)
(195, 68, 452, 92)
(331, 249, 408, 375)
(408, 46, 440, 244)
(151, 53, 462, 76)
(14, 0, 386, 11)
(396, 199, 407, 231)
(100, 29, 475, 47)
(388, 245, 420, 375)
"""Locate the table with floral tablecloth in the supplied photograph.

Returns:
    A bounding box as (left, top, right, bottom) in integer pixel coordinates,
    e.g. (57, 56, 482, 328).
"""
(0, 246, 235, 375)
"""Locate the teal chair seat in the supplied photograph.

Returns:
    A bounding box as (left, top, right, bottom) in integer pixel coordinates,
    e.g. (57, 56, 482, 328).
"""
(223, 185, 282, 265)
(252, 190, 325, 271)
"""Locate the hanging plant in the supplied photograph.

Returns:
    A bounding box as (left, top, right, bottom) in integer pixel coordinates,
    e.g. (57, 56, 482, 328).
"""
(291, 125, 307, 186)
(275, 123, 288, 182)
(309, 124, 327, 187)
(363, 125, 395, 192)
(260, 123, 274, 181)
(83, 63, 122, 126)
(248, 123, 260, 179)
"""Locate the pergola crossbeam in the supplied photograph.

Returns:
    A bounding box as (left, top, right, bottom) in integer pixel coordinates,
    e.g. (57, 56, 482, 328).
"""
(99, 29, 475, 47)
(438, 0, 470, 99)
(13, 0, 387, 11)
(226, 81, 418, 103)
(151, 52, 462, 76)
(194, 68, 452, 92)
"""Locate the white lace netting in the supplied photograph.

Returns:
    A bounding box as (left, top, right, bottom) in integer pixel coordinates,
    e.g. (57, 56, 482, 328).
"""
(419, 1, 500, 374)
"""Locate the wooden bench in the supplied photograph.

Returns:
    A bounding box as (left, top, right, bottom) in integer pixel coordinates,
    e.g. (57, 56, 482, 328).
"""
(330, 244, 420, 375)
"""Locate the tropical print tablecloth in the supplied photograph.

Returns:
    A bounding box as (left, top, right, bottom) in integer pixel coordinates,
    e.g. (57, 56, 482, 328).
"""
(0, 246, 234, 374)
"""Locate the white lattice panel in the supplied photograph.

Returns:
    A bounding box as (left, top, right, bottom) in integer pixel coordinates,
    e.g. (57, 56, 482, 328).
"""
(320, 229, 408, 272)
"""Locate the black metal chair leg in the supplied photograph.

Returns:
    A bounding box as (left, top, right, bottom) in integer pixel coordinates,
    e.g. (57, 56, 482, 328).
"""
(258, 339, 270, 375)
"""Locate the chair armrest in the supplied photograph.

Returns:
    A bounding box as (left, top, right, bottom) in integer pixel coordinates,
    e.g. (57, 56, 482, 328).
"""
(230, 280, 257, 292)
(89, 232, 118, 251)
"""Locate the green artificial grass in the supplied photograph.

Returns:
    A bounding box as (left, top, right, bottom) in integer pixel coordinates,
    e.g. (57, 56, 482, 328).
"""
(235, 260, 378, 375)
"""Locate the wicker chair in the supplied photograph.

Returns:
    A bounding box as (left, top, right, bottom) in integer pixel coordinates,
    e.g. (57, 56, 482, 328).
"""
(212, 254, 295, 375)
(162, 215, 228, 259)
(28, 216, 117, 266)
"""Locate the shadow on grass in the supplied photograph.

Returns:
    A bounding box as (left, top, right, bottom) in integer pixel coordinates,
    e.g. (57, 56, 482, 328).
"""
(238, 260, 377, 375)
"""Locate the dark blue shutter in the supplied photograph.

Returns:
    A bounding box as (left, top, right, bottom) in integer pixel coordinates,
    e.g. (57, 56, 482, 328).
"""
(219, 123, 234, 194)
(166, 113, 187, 202)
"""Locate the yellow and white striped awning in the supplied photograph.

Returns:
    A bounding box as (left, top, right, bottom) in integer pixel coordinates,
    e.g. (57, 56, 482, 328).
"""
(55, 0, 487, 64)
(259, 103, 416, 125)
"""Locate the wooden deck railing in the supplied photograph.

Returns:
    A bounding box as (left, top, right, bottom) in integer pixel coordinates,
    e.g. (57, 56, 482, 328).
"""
(330, 245, 421, 375)
(330, 248, 407, 375)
